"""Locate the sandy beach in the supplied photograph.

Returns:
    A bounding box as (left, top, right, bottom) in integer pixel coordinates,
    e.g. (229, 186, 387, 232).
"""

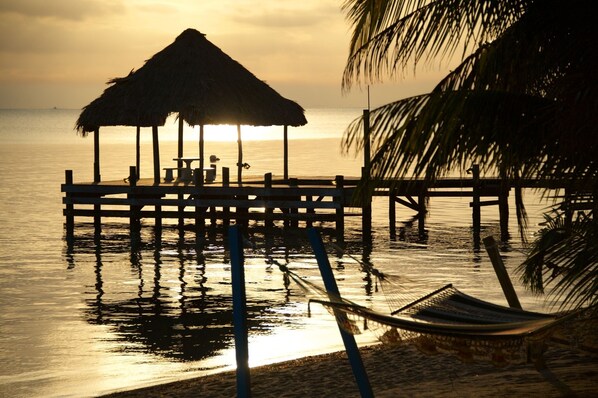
(102, 343, 597, 397)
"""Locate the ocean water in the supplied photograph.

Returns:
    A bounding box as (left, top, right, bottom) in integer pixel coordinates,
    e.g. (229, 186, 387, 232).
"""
(0, 108, 557, 397)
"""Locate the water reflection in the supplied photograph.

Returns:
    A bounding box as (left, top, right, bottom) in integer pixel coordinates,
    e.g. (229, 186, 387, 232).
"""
(68, 224, 321, 363)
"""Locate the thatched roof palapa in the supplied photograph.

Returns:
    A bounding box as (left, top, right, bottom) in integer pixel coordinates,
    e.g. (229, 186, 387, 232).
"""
(77, 28, 307, 183)
(77, 28, 307, 133)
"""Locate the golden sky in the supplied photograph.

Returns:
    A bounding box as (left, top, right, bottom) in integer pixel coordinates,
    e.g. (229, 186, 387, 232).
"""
(0, 0, 454, 109)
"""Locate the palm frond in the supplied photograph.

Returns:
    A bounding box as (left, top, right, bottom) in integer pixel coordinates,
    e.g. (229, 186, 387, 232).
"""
(520, 208, 598, 310)
(342, 0, 529, 89)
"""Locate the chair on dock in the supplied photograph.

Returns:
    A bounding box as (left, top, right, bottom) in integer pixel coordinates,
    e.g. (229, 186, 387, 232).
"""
(163, 166, 216, 183)
(163, 167, 186, 182)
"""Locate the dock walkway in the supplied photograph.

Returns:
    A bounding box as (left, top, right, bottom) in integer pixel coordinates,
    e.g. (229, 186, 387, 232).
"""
(62, 165, 591, 244)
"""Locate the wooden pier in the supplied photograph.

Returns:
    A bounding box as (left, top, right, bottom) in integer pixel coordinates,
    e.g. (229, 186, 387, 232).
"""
(63, 167, 363, 245)
(64, 163, 590, 246)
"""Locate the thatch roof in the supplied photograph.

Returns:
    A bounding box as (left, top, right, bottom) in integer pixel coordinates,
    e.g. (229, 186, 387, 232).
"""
(76, 28, 307, 133)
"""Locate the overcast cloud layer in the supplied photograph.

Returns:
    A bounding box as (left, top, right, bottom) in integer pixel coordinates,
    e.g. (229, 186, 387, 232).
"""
(0, 0, 450, 109)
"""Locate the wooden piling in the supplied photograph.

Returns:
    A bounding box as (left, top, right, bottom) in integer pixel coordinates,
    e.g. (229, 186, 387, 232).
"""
(361, 167, 372, 240)
(389, 188, 396, 240)
(471, 165, 481, 242)
(418, 187, 427, 237)
(335, 175, 345, 243)
(65, 170, 74, 239)
(128, 166, 140, 245)
(222, 167, 230, 230)
(289, 178, 299, 228)
(306, 195, 314, 228)
(194, 169, 205, 247)
(498, 183, 510, 241)
(264, 173, 273, 231)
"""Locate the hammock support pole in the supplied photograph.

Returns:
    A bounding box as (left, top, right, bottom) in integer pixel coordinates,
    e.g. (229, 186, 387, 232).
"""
(229, 225, 252, 397)
(483, 236, 522, 309)
(308, 228, 374, 398)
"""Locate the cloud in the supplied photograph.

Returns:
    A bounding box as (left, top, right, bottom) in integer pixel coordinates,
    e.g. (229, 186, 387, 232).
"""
(0, 0, 125, 21)
(230, 2, 341, 29)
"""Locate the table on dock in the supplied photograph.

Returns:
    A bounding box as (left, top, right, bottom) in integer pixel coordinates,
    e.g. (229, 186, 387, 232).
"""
(168, 157, 216, 182)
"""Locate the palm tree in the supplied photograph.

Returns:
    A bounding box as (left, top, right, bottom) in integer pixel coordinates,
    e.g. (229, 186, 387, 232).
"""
(340, 0, 597, 309)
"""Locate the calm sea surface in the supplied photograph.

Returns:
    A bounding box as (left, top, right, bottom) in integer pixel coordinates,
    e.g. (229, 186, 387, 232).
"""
(0, 108, 558, 397)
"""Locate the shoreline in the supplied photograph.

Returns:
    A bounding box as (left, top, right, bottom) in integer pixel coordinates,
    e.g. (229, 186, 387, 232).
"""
(102, 343, 597, 397)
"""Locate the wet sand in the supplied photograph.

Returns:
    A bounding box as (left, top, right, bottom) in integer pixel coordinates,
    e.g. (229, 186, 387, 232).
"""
(102, 344, 597, 397)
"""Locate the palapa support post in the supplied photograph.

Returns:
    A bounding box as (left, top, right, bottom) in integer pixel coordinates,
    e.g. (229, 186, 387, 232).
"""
(308, 228, 374, 398)
(136, 126, 141, 179)
(152, 126, 161, 184)
(93, 128, 100, 183)
(335, 175, 345, 244)
(237, 124, 243, 184)
(199, 124, 205, 172)
(177, 117, 184, 169)
(483, 236, 522, 309)
(229, 225, 252, 398)
(283, 125, 289, 181)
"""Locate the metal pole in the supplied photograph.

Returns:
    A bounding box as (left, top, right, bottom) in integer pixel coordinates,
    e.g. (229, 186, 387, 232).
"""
(229, 225, 252, 397)
(308, 228, 374, 398)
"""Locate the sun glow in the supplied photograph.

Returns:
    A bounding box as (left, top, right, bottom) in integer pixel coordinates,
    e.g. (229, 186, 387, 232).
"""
(190, 124, 287, 142)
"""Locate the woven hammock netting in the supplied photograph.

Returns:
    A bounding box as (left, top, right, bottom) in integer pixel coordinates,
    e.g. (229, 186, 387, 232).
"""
(272, 257, 598, 367)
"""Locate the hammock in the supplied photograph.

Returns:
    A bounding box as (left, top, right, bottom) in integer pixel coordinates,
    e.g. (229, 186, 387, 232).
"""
(310, 284, 597, 366)
(272, 259, 597, 366)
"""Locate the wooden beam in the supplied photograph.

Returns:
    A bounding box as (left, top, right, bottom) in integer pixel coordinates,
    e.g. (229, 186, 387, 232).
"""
(483, 236, 522, 309)
(308, 228, 373, 398)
